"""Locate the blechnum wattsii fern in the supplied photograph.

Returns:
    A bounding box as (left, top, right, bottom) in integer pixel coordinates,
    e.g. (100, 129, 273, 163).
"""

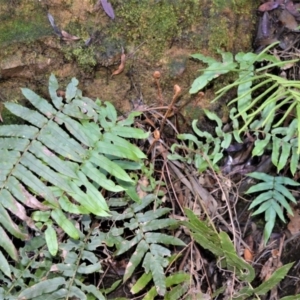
(246, 172, 299, 244)
(0, 74, 148, 278)
(108, 194, 186, 297)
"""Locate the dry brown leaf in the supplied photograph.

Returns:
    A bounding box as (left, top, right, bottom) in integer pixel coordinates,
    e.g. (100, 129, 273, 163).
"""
(61, 30, 81, 41)
(111, 51, 126, 76)
(287, 205, 300, 235)
(153, 129, 160, 140)
(279, 9, 298, 31)
(260, 257, 274, 281)
(244, 235, 254, 262)
(258, 1, 279, 12)
(136, 176, 149, 199)
(244, 248, 253, 262)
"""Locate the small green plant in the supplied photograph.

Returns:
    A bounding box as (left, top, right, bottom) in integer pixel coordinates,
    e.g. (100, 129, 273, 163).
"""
(246, 172, 300, 244)
(186, 45, 300, 246)
(190, 44, 300, 174)
(169, 109, 235, 172)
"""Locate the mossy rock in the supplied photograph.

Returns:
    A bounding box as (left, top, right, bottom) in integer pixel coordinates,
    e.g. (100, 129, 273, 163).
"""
(0, 0, 257, 122)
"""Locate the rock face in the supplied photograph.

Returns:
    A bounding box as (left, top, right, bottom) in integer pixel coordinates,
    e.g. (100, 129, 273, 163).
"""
(0, 0, 257, 119)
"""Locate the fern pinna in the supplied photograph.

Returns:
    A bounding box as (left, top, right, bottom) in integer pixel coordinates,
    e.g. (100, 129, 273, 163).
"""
(0, 74, 148, 278)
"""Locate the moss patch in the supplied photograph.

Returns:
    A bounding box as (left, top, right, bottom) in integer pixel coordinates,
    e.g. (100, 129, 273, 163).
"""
(0, 1, 50, 46)
(109, 0, 201, 61)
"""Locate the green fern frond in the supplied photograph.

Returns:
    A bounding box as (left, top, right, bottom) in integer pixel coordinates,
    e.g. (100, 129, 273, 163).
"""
(107, 194, 185, 296)
(0, 74, 148, 276)
(247, 172, 300, 244)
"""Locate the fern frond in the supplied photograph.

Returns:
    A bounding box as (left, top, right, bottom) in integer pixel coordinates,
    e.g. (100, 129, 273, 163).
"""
(247, 173, 300, 243)
(109, 194, 185, 296)
(0, 74, 148, 273)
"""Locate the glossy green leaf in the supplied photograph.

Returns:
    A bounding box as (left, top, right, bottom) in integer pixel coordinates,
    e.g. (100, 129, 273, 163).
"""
(104, 101, 117, 123)
(65, 77, 79, 102)
(48, 73, 63, 108)
(165, 272, 190, 286)
(90, 153, 133, 182)
(0, 203, 28, 240)
(220, 232, 255, 281)
(51, 209, 80, 240)
(272, 136, 280, 168)
(247, 172, 274, 182)
(0, 250, 11, 279)
(0, 226, 18, 262)
(274, 176, 300, 186)
(58, 195, 89, 214)
(252, 134, 271, 156)
(124, 240, 149, 282)
(254, 263, 294, 295)
(164, 282, 189, 300)
(143, 252, 167, 296)
(142, 286, 157, 300)
(278, 141, 291, 172)
(45, 224, 58, 256)
(271, 201, 285, 222)
(141, 219, 178, 232)
(144, 233, 185, 246)
(246, 181, 274, 194)
(77, 262, 101, 274)
(4, 102, 48, 128)
(110, 125, 149, 139)
(276, 184, 297, 203)
(290, 144, 298, 175)
(263, 211, 276, 243)
(131, 272, 153, 294)
(251, 200, 272, 216)
(280, 295, 300, 300)
(75, 280, 105, 300)
(103, 132, 146, 160)
(18, 277, 66, 298)
(24, 86, 58, 118)
(190, 53, 217, 64)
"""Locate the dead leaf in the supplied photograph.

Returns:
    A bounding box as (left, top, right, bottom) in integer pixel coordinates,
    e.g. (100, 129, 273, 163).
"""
(279, 9, 298, 31)
(287, 205, 300, 235)
(153, 129, 160, 140)
(260, 257, 274, 281)
(111, 50, 126, 76)
(286, 1, 300, 18)
(258, 1, 279, 12)
(244, 235, 254, 262)
(100, 0, 115, 19)
(61, 30, 81, 41)
(136, 176, 149, 199)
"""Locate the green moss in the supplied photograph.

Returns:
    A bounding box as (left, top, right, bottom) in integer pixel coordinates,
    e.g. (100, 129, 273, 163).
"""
(63, 45, 97, 72)
(201, 0, 256, 53)
(0, 2, 50, 46)
(110, 0, 201, 60)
